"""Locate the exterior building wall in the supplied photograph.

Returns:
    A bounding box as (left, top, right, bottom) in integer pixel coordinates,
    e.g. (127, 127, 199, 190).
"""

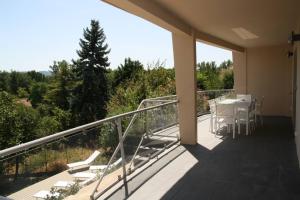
(234, 45, 293, 117)
(294, 18, 300, 167)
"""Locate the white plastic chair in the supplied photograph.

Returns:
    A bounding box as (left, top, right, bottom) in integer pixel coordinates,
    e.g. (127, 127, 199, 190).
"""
(237, 94, 252, 102)
(208, 99, 216, 133)
(215, 103, 236, 139)
(237, 101, 255, 136)
(67, 150, 100, 170)
(255, 96, 264, 126)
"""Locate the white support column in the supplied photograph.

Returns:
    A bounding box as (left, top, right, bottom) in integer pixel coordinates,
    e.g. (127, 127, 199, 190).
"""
(233, 51, 247, 94)
(172, 32, 197, 145)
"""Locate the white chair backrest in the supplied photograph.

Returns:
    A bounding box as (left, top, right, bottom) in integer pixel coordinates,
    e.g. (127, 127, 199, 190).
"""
(237, 94, 251, 102)
(216, 104, 235, 118)
(208, 99, 216, 113)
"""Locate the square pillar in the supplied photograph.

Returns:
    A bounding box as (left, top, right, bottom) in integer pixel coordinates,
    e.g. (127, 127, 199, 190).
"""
(233, 51, 247, 94)
(172, 32, 197, 145)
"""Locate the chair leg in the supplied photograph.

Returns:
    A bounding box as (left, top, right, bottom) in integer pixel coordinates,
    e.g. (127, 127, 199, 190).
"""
(233, 124, 235, 139)
(260, 115, 263, 126)
(215, 123, 219, 136)
(246, 122, 249, 136)
(210, 116, 213, 132)
(227, 125, 230, 133)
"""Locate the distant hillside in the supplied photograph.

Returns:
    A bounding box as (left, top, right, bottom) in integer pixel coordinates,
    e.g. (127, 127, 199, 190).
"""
(39, 71, 52, 76)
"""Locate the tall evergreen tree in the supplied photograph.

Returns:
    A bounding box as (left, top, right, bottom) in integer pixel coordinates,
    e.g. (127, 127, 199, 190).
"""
(72, 20, 110, 124)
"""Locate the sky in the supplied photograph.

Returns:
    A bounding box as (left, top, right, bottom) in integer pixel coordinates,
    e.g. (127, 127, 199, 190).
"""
(0, 0, 232, 72)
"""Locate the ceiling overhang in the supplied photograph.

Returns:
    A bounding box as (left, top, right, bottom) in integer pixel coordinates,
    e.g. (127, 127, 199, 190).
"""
(103, 0, 300, 52)
(103, 0, 245, 52)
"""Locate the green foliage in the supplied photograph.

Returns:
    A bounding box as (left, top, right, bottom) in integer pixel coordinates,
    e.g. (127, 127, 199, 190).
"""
(219, 60, 233, 69)
(27, 70, 46, 82)
(9, 71, 31, 94)
(0, 71, 10, 91)
(0, 92, 19, 148)
(15, 104, 39, 143)
(46, 182, 80, 200)
(72, 19, 110, 124)
(36, 116, 60, 138)
(0, 91, 38, 147)
(113, 58, 143, 89)
(99, 123, 118, 151)
(196, 60, 234, 90)
(222, 69, 234, 89)
(17, 87, 29, 98)
(29, 82, 48, 107)
(46, 60, 73, 110)
(107, 64, 176, 116)
(52, 107, 71, 130)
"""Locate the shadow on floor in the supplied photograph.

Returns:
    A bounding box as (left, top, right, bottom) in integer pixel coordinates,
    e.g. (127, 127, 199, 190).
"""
(161, 116, 300, 200)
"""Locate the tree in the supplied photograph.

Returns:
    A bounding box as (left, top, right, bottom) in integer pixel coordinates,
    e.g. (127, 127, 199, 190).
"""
(27, 71, 46, 82)
(17, 87, 29, 98)
(0, 71, 10, 91)
(36, 116, 60, 138)
(46, 60, 73, 110)
(222, 70, 234, 89)
(197, 61, 223, 90)
(9, 71, 31, 94)
(72, 20, 110, 124)
(113, 58, 143, 89)
(219, 60, 233, 69)
(29, 82, 48, 107)
(0, 92, 38, 179)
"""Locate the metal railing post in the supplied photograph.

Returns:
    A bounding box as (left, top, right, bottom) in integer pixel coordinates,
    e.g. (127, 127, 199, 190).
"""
(145, 101, 149, 138)
(116, 118, 129, 198)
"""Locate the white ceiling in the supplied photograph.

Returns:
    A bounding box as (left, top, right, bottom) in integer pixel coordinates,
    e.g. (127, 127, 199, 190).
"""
(154, 0, 300, 47)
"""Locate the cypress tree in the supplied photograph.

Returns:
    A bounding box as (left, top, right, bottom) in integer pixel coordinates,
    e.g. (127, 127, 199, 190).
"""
(72, 20, 110, 124)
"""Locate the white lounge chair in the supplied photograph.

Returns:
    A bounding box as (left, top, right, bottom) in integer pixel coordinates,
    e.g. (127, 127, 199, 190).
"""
(53, 181, 75, 190)
(33, 190, 59, 200)
(79, 176, 96, 187)
(89, 158, 122, 173)
(72, 172, 98, 187)
(67, 150, 100, 170)
(72, 172, 96, 181)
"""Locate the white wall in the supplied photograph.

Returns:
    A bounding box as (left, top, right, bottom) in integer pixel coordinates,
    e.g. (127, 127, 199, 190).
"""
(234, 45, 293, 117)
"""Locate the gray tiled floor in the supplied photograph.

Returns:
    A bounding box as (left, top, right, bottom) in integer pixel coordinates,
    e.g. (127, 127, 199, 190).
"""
(104, 116, 300, 200)
(162, 117, 300, 200)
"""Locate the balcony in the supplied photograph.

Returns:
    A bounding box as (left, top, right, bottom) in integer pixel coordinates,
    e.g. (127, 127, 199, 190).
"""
(2, 0, 300, 199)
(1, 90, 300, 200)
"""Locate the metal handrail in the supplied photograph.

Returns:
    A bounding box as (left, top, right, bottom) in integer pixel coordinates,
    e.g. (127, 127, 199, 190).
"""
(197, 89, 235, 93)
(0, 100, 178, 158)
(90, 97, 178, 199)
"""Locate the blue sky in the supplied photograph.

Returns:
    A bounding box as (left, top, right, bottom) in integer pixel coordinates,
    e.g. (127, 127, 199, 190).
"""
(0, 0, 232, 71)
